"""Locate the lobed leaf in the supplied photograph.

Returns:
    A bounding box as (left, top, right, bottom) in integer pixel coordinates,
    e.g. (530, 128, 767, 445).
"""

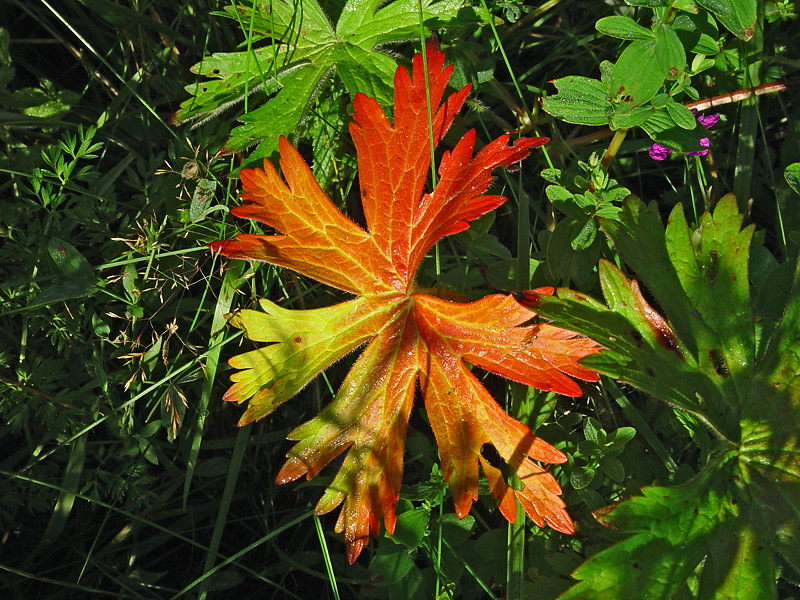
(518, 195, 800, 598)
(172, 0, 466, 163)
(211, 42, 602, 562)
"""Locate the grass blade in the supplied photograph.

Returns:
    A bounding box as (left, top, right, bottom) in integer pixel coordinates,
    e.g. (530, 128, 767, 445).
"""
(183, 262, 245, 507)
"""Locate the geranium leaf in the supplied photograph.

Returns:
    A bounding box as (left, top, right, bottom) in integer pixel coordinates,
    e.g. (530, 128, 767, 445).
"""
(518, 195, 800, 598)
(210, 42, 602, 562)
(171, 0, 466, 163)
(560, 461, 741, 600)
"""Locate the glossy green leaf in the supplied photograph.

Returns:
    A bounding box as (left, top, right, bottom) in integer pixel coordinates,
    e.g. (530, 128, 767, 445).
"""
(610, 40, 664, 111)
(697, 0, 757, 40)
(542, 76, 611, 126)
(595, 16, 654, 40)
(655, 24, 686, 79)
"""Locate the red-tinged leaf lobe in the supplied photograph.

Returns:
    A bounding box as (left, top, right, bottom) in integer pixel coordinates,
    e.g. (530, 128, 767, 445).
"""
(413, 293, 600, 395)
(408, 131, 548, 276)
(275, 309, 420, 562)
(416, 304, 574, 532)
(349, 45, 547, 286)
(209, 137, 399, 295)
(350, 43, 470, 286)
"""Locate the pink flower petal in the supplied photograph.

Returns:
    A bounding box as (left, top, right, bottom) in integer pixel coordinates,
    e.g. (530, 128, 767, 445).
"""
(649, 143, 673, 161)
(697, 113, 720, 129)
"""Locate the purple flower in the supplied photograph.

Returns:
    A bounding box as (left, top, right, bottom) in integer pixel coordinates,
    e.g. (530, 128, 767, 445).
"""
(648, 109, 720, 161)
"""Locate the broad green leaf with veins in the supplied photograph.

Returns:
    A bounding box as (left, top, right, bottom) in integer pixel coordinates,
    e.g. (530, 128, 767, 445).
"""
(171, 0, 465, 164)
(516, 195, 800, 599)
(209, 43, 602, 563)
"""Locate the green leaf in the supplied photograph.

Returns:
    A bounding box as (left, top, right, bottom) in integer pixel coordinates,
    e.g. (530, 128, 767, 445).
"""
(697, 513, 776, 600)
(610, 40, 665, 111)
(571, 218, 597, 251)
(437, 512, 475, 546)
(546, 185, 575, 204)
(697, 0, 757, 40)
(664, 100, 697, 130)
(606, 427, 636, 454)
(655, 24, 686, 79)
(390, 506, 429, 550)
(560, 463, 740, 600)
(542, 76, 611, 126)
(598, 455, 625, 482)
(223, 60, 334, 161)
(753, 258, 796, 358)
(33, 281, 94, 305)
(370, 542, 416, 585)
(785, 162, 800, 195)
(570, 467, 595, 490)
(583, 417, 602, 444)
(172, 0, 465, 162)
(516, 195, 800, 600)
(595, 16, 654, 40)
(673, 11, 721, 55)
(543, 218, 602, 287)
(610, 105, 653, 129)
(47, 237, 96, 285)
(190, 178, 218, 222)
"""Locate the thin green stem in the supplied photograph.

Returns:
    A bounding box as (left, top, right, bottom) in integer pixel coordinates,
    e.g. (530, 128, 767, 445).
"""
(315, 515, 341, 600)
(601, 128, 629, 172)
(417, 7, 437, 189)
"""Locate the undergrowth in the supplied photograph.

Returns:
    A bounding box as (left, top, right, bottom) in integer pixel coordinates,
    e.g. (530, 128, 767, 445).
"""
(1, 0, 799, 598)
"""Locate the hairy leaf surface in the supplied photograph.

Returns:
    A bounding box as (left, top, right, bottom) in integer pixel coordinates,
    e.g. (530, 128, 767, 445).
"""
(210, 43, 601, 562)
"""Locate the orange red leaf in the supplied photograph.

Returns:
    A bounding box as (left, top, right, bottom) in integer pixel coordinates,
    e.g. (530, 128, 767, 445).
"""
(210, 41, 601, 562)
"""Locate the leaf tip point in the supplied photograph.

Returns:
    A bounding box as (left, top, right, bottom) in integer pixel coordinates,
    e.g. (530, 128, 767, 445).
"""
(512, 289, 546, 308)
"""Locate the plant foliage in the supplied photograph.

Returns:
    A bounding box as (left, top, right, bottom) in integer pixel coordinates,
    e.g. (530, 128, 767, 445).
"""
(210, 43, 601, 562)
(517, 195, 800, 599)
(171, 0, 467, 163)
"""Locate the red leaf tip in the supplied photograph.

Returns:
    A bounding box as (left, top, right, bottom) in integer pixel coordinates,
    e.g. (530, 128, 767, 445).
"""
(513, 287, 554, 308)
